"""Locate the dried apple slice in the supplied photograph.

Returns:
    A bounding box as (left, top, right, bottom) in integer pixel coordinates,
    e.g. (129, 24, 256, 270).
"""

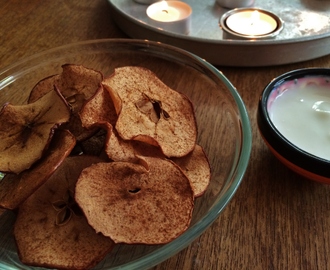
(14, 155, 114, 270)
(28, 64, 104, 141)
(0, 87, 70, 174)
(57, 64, 104, 141)
(89, 122, 163, 164)
(57, 63, 103, 139)
(28, 74, 60, 102)
(79, 84, 117, 129)
(75, 156, 194, 244)
(106, 129, 165, 162)
(78, 83, 135, 161)
(59, 64, 103, 110)
(103, 123, 138, 162)
(172, 144, 211, 197)
(0, 129, 76, 210)
(28, 64, 103, 108)
(102, 66, 197, 158)
(80, 84, 164, 162)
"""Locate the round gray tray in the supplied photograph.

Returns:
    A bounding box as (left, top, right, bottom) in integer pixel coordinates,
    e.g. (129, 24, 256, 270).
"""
(108, 0, 330, 66)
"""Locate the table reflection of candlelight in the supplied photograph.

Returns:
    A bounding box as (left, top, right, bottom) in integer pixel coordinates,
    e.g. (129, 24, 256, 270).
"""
(146, 1, 192, 34)
(220, 8, 283, 39)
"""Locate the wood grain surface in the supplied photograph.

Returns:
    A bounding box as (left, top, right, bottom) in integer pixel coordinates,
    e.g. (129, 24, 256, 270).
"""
(1, 0, 330, 269)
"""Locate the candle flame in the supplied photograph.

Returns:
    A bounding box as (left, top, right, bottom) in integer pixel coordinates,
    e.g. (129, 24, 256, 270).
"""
(250, 10, 260, 26)
(159, 1, 169, 10)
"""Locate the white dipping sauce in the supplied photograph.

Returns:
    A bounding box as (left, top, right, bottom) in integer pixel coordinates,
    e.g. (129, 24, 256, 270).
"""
(268, 76, 330, 160)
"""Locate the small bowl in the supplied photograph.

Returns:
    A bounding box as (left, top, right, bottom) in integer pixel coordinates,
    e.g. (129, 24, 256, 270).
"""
(0, 39, 252, 269)
(258, 68, 330, 184)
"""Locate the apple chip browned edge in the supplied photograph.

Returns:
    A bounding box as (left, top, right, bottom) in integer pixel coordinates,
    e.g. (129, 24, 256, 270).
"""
(0, 129, 76, 210)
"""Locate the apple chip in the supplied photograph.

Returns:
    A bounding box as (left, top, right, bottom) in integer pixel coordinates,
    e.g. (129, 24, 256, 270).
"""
(172, 144, 211, 197)
(105, 128, 165, 162)
(28, 74, 60, 102)
(0, 129, 76, 210)
(28, 64, 103, 108)
(79, 84, 117, 129)
(0, 87, 70, 174)
(57, 64, 104, 141)
(102, 66, 197, 158)
(14, 155, 114, 270)
(28, 64, 104, 141)
(59, 64, 103, 110)
(75, 156, 194, 244)
(80, 85, 163, 162)
(104, 123, 138, 162)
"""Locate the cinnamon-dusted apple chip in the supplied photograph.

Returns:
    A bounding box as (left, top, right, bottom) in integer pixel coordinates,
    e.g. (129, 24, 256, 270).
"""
(105, 129, 165, 162)
(59, 64, 103, 110)
(104, 123, 138, 162)
(0, 87, 70, 174)
(80, 84, 164, 162)
(0, 129, 76, 210)
(14, 155, 114, 270)
(28, 74, 60, 102)
(172, 144, 211, 197)
(29, 64, 104, 141)
(79, 84, 117, 129)
(60, 64, 103, 141)
(75, 156, 194, 245)
(102, 66, 197, 158)
(28, 64, 103, 108)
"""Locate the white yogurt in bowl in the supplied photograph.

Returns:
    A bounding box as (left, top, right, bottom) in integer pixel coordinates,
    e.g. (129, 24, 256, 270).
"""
(268, 76, 330, 160)
(258, 68, 330, 184)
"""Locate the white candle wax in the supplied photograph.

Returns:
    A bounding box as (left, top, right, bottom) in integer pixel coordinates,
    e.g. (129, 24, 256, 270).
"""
(148, 5, 180, 22)
(226, 10, 277, 36)
(146, 1, 192, 34)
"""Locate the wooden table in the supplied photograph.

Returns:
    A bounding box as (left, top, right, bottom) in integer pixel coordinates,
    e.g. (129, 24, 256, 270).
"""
(1, 1, 330, 269)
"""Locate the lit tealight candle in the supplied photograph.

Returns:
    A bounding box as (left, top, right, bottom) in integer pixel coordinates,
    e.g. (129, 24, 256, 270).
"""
(147, 1, 180, 22)
(146, 1, 192, 34)
(227, 10, 276, 36)
(220, 8, 283, 39)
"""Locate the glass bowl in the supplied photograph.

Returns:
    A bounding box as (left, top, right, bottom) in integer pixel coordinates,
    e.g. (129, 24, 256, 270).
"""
(258, 68, 330, 184)
(0, 39, 252, 269)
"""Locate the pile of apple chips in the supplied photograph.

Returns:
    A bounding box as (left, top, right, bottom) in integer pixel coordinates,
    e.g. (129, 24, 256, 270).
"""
(0, 64, 211, 269)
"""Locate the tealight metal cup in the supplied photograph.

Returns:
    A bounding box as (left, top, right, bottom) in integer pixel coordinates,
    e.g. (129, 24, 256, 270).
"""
(216, 0, 255, 8)
(219, 8, 284, 40)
